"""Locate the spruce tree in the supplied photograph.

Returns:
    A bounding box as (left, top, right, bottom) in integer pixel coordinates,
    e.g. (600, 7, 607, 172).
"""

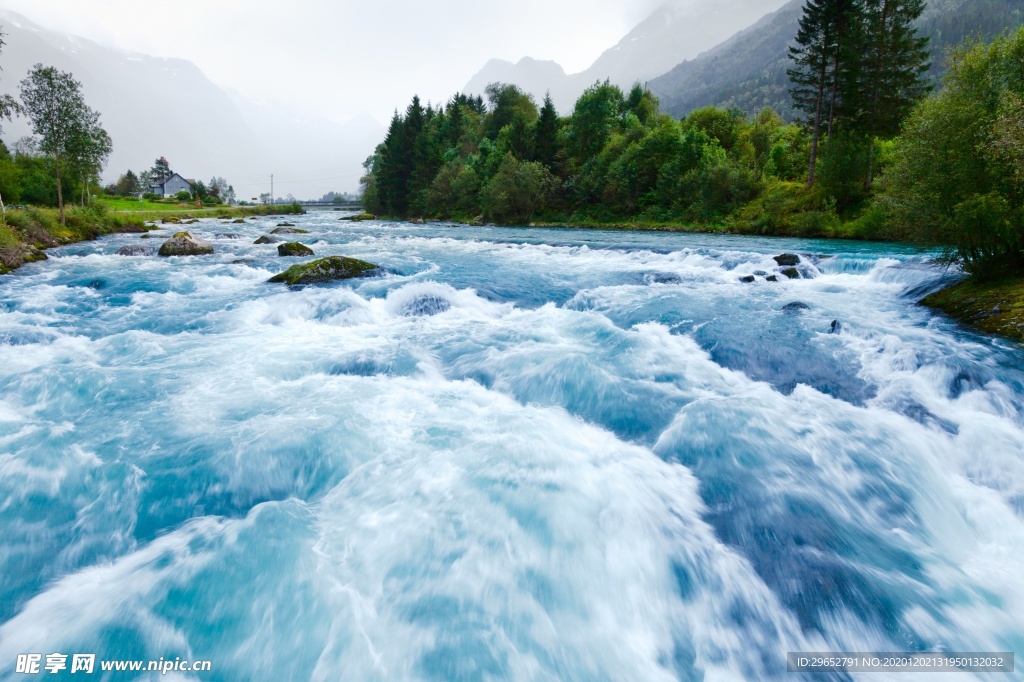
(855, 0, 931, 188)
(535, 94, 559, 170)
(788, 0, 858, 186)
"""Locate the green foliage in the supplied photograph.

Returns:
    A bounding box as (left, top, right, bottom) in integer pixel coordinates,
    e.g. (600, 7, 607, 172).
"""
(480, 154, 560, 224)
(876, 26, 1024, 276)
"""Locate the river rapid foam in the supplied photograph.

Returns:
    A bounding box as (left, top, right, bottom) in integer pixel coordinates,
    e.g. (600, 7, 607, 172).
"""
(0, 215, 1021, 680)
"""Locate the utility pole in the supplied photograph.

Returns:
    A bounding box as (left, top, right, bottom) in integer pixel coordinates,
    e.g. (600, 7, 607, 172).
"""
(270, 174, 274, 206)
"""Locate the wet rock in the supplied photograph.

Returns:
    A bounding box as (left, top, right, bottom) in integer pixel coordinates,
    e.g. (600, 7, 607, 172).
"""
(158, 232, 214, 257)
(116, 245, 154, 256)
(268, 256, 378, 285)
(119, 223, 148, 233)
(781, 267, 801, 280)
(739, 275, 756, 283)
(215, 233, 242, 239)
(340, 213, 375, 222)
(231, 218, 246, 224)
(254, 235, 279, 244)
(754, 270, 767, 276)
(765, 275, 779, 282)
(184, 219, 199, 225)
(276, 222, 296, 227)
(278, 242, 314, 257)
(774, 253, 801, 267)
(410, 218, 425, 225)
(270, 226, 309, 234)
(830, 319, 843, 334)
(781, 301, 811, 313)
(401, 295, 451, 316)
(231, 258, 255, 265)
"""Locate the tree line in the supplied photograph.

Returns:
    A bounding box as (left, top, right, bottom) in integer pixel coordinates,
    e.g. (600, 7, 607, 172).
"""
(105, 158, 236, 205)
(362, 2, 1023, 279)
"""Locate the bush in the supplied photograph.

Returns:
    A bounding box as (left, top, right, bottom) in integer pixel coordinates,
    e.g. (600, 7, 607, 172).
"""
(480, 153, 559, 224)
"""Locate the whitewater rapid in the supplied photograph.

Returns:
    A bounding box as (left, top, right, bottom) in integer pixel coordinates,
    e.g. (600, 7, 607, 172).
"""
(0, 214, 1021, 680)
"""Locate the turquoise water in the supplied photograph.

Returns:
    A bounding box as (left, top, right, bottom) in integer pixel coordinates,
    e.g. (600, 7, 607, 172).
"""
(0, 214, 1022, 680)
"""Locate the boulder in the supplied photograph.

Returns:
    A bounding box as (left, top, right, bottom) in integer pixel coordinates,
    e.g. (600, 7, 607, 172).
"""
(157, 232, 214, 257)
(270, 226, 310, 234)
(161, 217, 181, 224)
(254, 235, 279, 244)
(231, 258, 255, 265)
(268, 256, 378, 285)
(278, 242, 314, 257)
(739, 275, 756, 283)
(830, 319, 843, 334)
(231, 218, 246, 224)
(276, 222, 296, 227)
(781, 267, 801, 280)
(116, 245, 154, 256)
(781, 301, 811, 313)
(410, 218, 425, 225)
(774, 253, 801, 267)
(765, 275, 779, 282)
(340, 213, 375, 222)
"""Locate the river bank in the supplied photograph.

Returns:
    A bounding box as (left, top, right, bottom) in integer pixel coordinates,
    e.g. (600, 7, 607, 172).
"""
(922, 276, 1024, 342)
(0, 203, 304, 274)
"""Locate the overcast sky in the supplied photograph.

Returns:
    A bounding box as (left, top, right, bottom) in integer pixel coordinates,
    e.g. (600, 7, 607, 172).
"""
(0, 0, 671, 126)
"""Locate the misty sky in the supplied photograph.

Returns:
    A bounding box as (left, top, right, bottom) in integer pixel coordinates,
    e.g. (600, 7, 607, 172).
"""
(0, 0, 676, 126)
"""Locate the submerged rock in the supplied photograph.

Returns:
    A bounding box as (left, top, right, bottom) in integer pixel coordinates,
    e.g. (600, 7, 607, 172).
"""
(765, 275, 779, 282)
(781, 301, 811, 313)
(270, 226, 309, 234)
(340, 213, 375, 222)
(215, 233, 242, 239)
(739, 275, 756, 283)
(774, 253, 801, 267)
(254, 235, 279, 244)
(268, 256, 377, 285)
(781, 267, 801, 280)
(231, 218, 246, 224)
(231, 258, 255, 265)
(276, 222, 296, 227)
(830, 319, 843, 334)
(278, 242, 314, 257)
(116, 245, 154, 256)
(158, 232, 214, 257)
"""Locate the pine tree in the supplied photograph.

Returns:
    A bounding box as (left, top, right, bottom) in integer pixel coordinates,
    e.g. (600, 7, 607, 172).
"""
(855, 0, 931, 188)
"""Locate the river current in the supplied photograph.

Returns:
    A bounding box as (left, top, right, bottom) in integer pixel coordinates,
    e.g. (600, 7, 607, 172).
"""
(0, 213, 1022, 680)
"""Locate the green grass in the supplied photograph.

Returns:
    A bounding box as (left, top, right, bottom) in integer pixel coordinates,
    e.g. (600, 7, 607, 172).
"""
(98, 197, 211, 212)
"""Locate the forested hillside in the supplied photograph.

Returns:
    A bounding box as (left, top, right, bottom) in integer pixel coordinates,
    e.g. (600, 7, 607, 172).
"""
(649, 0, 1024, 119)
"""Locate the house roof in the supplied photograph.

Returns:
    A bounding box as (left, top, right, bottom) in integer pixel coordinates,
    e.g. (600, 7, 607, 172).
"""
(152, 172, 188, 188)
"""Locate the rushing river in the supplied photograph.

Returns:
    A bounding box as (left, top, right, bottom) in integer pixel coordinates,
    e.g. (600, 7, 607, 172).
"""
(0, 213, 1022, 680)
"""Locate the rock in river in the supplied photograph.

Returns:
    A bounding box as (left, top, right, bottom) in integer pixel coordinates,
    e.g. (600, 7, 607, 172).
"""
(278, 242, 314, 257)
(116, 245, 154, 256)
(254, 235, 279, 244)
(774, 253, 801, 267)
(268, 256, 377, 285)
(270, 226, 310, 235)
(158, 232, 213, 257)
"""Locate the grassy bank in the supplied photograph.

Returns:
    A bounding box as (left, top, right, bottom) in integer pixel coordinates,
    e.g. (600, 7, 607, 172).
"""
(922, 277, 1024, 342)
(0, 203, 304, 274)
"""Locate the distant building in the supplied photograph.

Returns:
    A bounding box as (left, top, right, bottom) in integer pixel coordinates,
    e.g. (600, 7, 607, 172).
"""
(150, 173, 192, 198)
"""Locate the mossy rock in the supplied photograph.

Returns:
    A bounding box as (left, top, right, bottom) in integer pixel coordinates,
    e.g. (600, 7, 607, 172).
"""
(254, 235, 279, 244)
(781, 267, 801, 279)
(158, 233, 214, 256)
(161, 217, 181, 224)
(270, 226, 309, 234)
(231, 218, 246, 224)
(774, 253, 801, 266)
(922, 276, 1024, 341)
(278, 242, 314, 257)
(268, 256, 377, 285)
(340, 213, 375, 222)
(276, 222, 296, 227)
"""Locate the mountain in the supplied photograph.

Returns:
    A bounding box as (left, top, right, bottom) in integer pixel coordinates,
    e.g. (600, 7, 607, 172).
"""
(0, 9, 381, 195)
(648, 0, 1024, 120)
(463, 0, 790, 113)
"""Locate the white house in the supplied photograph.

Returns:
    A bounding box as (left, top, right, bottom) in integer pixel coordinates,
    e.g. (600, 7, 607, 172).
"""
(150, 173, 193, 198)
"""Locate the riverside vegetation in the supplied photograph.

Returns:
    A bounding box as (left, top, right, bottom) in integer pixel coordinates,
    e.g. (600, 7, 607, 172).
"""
(362, 16, 1024, 339)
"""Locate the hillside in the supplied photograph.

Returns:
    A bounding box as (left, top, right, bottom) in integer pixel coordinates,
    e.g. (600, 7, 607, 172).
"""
(0, 9, 381, 194)
(648, 0, 1024, 119)
(464, 0, 789, 113)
